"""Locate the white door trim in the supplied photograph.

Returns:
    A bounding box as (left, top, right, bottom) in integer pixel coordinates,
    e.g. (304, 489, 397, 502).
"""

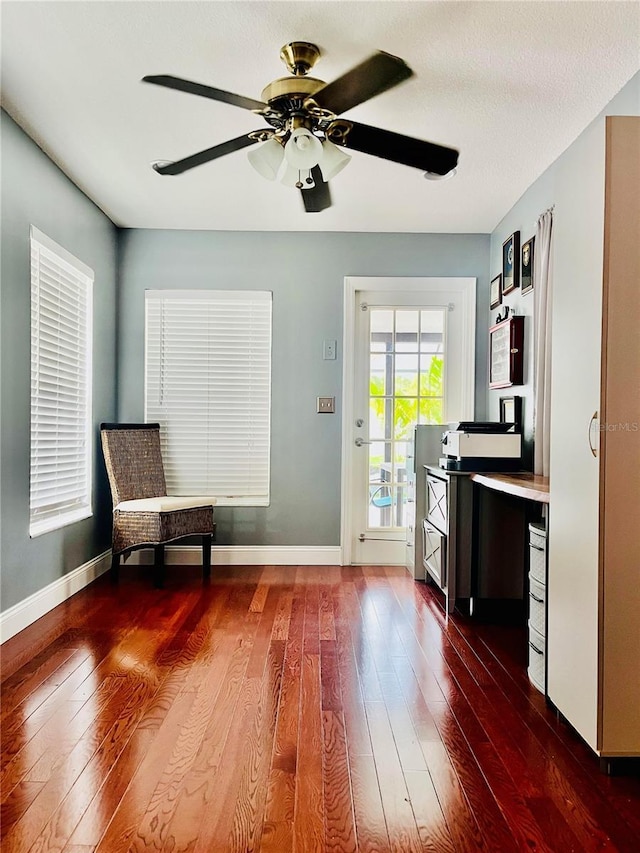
(340, 276, 476, 566)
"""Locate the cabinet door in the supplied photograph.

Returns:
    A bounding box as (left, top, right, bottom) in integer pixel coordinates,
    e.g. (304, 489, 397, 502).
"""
(547, 115, 605, 750)
(599, 116, 640, 754)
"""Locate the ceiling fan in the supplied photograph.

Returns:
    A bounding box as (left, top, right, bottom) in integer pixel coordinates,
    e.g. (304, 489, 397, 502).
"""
(143, 41, 459, 213)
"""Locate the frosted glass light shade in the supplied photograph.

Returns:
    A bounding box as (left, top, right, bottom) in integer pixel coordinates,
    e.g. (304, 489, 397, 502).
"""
(319, 140, 351, 181)
(284, 128, 323, 170)
(247, 138, 284, 180)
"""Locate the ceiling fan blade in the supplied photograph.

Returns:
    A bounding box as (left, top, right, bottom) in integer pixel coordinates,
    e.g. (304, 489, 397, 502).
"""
(143, 75, 268, 112)
(307, 51, 413, 116)
(340, 121, 459, 175)
(301, 166, 331, 212)
(153, 133, 261, 175)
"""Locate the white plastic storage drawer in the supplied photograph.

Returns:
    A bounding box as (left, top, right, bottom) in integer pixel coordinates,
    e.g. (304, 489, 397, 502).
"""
(528, 622, 546, 694)
(529, 522, 547, 584)
(528, 573, 546, 635)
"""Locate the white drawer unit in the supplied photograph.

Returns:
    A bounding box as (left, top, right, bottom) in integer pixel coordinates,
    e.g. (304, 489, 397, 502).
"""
(529, 521, 547, 584)
(528, 622, 546, 693)
(527, 522, 547, 694)
(529, 574, 546, 635)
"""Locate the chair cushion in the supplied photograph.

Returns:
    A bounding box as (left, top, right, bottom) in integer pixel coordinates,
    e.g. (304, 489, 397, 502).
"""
(112, 504, 215, 554)
(115, 496, 217, 512)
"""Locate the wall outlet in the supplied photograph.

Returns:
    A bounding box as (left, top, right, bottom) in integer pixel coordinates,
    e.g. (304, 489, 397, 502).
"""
(323, 339, 337, 360)
(317, 396, 335, 414)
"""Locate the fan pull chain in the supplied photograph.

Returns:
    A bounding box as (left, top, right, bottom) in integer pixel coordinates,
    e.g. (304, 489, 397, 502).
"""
(295, 169, 315, 189)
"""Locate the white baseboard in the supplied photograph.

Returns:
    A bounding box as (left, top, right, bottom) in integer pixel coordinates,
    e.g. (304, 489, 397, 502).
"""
(128, 545, 343, 567)
(0, 550, 111, 644)
(1, 546, 345, 644)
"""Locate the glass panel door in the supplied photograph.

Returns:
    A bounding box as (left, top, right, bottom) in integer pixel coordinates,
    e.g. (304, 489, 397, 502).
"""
(367, 307, 445, 530)
(346, 277, 476, 567)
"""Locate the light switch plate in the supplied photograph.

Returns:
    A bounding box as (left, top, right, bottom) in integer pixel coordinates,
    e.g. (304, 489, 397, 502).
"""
(317, 396, 335, 414)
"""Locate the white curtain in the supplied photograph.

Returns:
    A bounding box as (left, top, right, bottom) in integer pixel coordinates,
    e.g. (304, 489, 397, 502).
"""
(533, 208, 554, 477)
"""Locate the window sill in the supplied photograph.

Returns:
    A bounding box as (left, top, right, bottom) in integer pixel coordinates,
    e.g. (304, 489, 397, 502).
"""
(29, 507, 93, 538)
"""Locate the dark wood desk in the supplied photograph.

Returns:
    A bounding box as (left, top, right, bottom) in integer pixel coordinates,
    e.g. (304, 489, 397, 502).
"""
(422, 468, 549, 615)
(471, 472, 549, 504)
(469, 471, 548, 610)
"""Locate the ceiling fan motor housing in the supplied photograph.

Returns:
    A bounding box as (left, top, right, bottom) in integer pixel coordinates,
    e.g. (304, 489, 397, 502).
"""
(260, 76, 325, 111)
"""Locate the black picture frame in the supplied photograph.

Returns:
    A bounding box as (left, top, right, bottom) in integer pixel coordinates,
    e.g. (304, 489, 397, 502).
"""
(490, 274, 502, 309)
(500, 395, 523, 430)
(502, 231, 520, 295)
(521, 236, 535, 295)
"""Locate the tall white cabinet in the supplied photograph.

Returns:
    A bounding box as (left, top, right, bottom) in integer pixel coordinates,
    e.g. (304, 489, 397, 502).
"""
(548, 116, 640, 759)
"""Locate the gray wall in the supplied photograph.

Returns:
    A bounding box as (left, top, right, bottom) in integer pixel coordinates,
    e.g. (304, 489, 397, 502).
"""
(488, 167, 554, 469)
(488, 71, 640, 469)
(118, 230, 490, 546)
(1, 112, 118, 611)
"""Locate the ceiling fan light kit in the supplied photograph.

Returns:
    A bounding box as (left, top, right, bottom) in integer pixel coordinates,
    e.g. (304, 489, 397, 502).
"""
(144, 41, 459, 212)
(284, 127, 323, 170)
(246, 137, 284, 181)
(319, 139, 351, 181)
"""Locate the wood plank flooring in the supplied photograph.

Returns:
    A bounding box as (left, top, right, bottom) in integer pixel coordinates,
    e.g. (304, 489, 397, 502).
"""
(2, 565, 639, 852)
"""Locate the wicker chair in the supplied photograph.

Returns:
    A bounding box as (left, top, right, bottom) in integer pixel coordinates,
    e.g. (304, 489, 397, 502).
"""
(100, 423, 216, 587)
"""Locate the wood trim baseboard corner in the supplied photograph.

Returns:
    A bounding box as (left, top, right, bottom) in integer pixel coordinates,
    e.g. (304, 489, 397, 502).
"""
(0, 550, 111, 643)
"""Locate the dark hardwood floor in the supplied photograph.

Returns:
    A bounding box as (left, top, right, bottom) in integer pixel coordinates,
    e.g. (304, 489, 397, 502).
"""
(2, 564, 639, 852)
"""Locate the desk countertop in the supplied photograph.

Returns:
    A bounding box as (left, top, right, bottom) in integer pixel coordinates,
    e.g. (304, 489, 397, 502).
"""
(470, 472, 550, 504)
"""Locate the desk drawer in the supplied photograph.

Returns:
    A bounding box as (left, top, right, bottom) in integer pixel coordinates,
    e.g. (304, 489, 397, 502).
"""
(423, 521, 446, 589)
(426, 474, 448, 533)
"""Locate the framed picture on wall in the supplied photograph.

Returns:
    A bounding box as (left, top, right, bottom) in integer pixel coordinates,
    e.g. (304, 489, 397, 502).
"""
(521, 236, 535, 295)
(489, 316, 524, 388)
(502, 231, 520, 295)
(500, 395, 523, 430)
(490, 274, 502, 309)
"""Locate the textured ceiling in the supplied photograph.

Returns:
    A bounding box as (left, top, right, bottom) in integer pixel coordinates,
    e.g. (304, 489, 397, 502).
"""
(1, 1, 639, 232)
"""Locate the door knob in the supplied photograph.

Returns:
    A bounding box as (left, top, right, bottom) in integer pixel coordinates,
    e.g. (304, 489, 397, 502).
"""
(354, 437, 372, 447)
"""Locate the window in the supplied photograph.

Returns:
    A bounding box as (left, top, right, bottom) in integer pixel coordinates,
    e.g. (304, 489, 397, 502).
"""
(145, 290, 272, 506)
(29, 227, 93, 537)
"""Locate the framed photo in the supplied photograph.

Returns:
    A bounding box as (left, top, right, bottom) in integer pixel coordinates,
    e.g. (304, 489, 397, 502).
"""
(521, 236, 535, 295)
(489, 316, 524, 388)
(500, 395, 523, 430)
(502, 231, 520, 295)
(490, 274, 502, 310)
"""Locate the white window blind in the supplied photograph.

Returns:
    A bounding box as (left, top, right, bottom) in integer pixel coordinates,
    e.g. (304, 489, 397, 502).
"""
(145, 290, 272, 506)
(30, 227, 93, 537)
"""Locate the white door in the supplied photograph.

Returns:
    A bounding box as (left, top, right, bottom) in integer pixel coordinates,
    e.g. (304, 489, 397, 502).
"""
(342, 278, 476, 566)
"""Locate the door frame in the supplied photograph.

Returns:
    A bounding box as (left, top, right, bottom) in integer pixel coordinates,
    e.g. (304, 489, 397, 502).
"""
(340, 276, 476, 565)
